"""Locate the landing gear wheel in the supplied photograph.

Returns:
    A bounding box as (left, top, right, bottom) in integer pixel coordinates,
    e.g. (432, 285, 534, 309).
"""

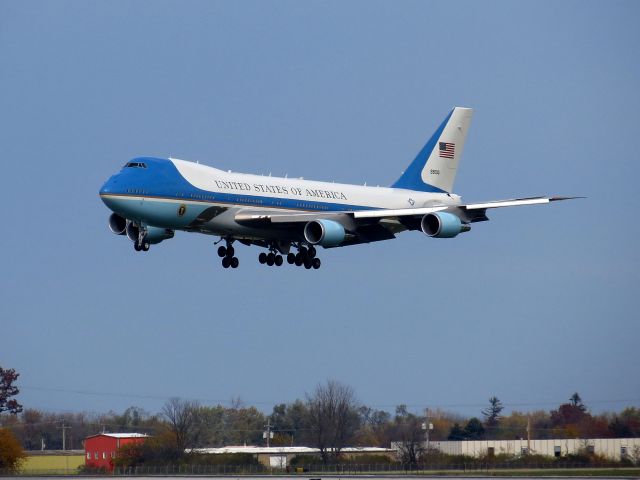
(222, 257, 231, 268)
(287, 253, 296, 264)
(275, 255, 283, 266)
(312, 258, 321, 269)
(134, 241, 142, 251)
(295, 253, 303, 267)
(299, 246, 308, 257)
(304, 258, 312, 269)
(258, 252, 267, 264)
(218, 246, 227, 257)
(231, 257, 239, 268)
(266, 253, 275, 266)
(226, 246, 235, 258)
(142, 243, 150, 252)
(307, 246, 316, 258)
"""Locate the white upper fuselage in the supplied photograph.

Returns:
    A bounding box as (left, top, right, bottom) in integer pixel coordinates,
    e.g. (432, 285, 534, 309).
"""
(171, 158, 462, 212)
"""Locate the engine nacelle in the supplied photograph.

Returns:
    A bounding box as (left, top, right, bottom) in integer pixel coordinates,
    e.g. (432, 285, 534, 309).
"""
(143, 226, 175, 244)
(421, 212, 470, 238)
(126, 222, 140, 242)
(108, 213, 127, 235)
(304, 219, 346, 247)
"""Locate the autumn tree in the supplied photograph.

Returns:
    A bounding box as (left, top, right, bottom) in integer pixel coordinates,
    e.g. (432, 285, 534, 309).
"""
(482, 397, 504, 428)
(0, 428, 25, 472)
(354, 406, 391, 447)
(269, 401, 312, 446)
(0, 368, 22, 415)
(161, 398, 200, 455)
(306, 380, 360, 464)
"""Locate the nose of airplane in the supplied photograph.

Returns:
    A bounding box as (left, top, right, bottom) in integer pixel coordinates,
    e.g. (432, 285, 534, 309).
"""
(99, 173, 120, 196)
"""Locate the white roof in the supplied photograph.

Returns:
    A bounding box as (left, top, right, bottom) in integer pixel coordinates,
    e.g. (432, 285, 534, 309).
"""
(89, 433, 148, 439)
(191, 445, 392, 455)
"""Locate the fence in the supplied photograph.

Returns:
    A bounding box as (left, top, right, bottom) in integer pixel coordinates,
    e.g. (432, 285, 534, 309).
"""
(3, 461, 639, 476)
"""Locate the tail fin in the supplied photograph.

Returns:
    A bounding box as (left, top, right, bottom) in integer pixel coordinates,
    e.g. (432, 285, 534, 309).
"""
(391, 107, 473, 193)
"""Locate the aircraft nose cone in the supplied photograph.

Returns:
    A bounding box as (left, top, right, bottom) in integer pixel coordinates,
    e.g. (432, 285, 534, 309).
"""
(99, 174, 119, 195)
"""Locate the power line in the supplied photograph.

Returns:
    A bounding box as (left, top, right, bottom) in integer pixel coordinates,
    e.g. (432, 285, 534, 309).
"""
(18, 385, 640, 413)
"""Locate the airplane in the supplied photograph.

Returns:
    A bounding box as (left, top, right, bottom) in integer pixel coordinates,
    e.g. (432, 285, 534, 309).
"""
(99, 107, 576, 270)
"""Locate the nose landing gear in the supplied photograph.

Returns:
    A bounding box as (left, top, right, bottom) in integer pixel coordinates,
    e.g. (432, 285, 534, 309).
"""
(133, 228, 150, 252)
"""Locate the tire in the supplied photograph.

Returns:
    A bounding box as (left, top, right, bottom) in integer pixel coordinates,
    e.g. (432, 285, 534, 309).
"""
(226, 246, 235, 257)
(308, 246, 316, 258)
(312, 258, 321, 269)
(142, 243, 150, 251)
(295, 254, 303, 267)
(275, 255, 283, 266)
(266, 253, 275, 266)
(304, 259, 312, 269)
(134, 242, 142, 251)
(231, 257, 239, 268)
(287, 253, 296, 264)
(222, 257, 231, 268)
(259, 252, 267, 264)
(300, 246, 308, 257)
(218, 246, 227, 257)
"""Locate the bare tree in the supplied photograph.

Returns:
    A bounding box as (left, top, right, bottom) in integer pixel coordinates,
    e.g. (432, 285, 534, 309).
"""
(161, 397, 200, 453)
(393, 405, 425, 464)
(306, 380, 360, 464)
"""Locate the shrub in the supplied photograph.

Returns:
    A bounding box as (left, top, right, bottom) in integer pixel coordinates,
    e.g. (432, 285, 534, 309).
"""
(0, 428, 25, 473)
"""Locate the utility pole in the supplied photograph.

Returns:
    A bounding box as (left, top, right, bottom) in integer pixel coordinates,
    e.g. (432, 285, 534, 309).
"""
(57, 420, 71, 451)
(526, 414, 531, 454)
(263, 421, 274, 447)
(422, 408, 433, 456)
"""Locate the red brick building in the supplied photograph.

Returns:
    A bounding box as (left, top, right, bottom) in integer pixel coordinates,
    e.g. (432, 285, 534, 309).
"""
(84, 433, 147, 471)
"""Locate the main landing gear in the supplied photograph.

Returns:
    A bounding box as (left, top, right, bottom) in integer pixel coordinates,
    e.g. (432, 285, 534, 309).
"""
(258, 251, 284, 267)
(217, 240, 239, 269)
(258, 243, 320, 269)
(215, 239, 322, 270)
(286, 244, 321, 270)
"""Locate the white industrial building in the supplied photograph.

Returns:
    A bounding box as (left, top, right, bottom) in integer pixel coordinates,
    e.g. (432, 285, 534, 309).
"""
(426, 438, 640, 461)
(191, 446, 394, 468)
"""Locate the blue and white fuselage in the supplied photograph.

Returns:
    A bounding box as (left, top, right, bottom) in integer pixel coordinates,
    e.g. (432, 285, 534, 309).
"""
(99, 107, 574, 269)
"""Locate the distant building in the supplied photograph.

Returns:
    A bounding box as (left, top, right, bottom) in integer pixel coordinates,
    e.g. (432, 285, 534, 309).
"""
(84, 433, 148, 471)
(192, 445, 394, 468)
(418, 438, 640, 461)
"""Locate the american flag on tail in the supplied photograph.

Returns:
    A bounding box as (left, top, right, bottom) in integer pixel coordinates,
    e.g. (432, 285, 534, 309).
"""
(439, 142, 455, 159)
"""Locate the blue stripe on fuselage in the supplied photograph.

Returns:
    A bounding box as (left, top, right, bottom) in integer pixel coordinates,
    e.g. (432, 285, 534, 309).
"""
(99, 157, 374, 221)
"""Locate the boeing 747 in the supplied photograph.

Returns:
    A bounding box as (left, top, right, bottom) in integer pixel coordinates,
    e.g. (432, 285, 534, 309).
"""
(99, 107, 575, 269)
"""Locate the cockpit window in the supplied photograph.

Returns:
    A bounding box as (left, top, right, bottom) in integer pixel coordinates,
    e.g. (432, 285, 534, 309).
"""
(124, 161, 147, 168)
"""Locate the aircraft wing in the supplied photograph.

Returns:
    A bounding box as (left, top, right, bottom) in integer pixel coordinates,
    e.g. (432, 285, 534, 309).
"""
(352, 196, 580, 222)
(235, 196, 579, 225)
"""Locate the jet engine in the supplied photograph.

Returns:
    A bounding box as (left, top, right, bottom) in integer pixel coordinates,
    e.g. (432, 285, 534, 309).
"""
(421, 212, 470, 238)
(108, 213, 127, 235)
(126, 222, 173, 244)
(304, 219, 346, 247)
(126, 222, 140, 242)
(143, 226, 175, 244)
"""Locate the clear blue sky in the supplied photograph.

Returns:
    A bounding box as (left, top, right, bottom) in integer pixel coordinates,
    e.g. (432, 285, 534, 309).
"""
(1, 0, 638, 418)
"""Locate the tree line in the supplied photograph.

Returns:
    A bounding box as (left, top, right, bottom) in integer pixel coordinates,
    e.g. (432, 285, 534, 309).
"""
(1, 368, 640, 469)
